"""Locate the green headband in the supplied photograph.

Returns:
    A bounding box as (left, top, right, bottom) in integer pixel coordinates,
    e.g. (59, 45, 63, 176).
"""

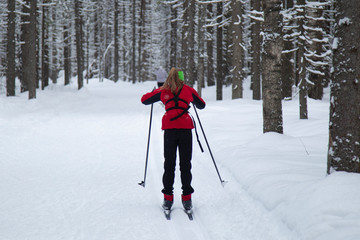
(178, 71, 184, 81)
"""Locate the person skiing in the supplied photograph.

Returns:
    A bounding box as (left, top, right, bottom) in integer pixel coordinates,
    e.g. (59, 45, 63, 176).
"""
(154, 67, 167, 88)
(141, 67, 206, 212)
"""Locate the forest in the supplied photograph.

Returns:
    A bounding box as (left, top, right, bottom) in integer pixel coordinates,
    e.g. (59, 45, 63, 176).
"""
(0, 0, 359, 173)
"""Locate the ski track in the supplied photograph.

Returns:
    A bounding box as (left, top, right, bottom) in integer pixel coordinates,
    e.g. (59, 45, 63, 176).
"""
(0, 81, 300, 240)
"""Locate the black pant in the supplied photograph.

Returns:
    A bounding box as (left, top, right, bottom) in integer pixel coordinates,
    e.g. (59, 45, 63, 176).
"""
(162, 129, 194, 196)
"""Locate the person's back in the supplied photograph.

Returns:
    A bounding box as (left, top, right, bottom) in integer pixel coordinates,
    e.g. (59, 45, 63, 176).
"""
(154, 67, 167, 87)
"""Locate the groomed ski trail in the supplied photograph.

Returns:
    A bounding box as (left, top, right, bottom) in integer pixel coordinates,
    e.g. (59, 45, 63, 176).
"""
(146, 104, 210, 240)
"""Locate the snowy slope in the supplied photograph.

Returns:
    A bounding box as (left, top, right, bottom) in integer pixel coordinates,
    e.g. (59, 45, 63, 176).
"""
(0, 79, 359, 240)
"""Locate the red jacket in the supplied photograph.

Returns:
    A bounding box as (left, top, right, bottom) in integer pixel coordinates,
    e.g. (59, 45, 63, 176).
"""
(141, 84, 206, 130)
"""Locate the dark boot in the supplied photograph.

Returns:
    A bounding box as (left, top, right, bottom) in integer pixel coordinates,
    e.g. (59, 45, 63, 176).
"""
(181, 194, 192, 211)
(162, 194, 174, 211)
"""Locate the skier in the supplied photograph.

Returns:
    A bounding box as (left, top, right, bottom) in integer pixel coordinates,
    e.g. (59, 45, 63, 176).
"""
(154, 67, 167, 88)
(141, 67, 206, 213)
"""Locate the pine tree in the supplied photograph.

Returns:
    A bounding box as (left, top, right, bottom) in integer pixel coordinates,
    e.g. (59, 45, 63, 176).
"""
(327, 0, 360, 174)
(262, 0, 283, 133)
(6, 0, 16, 96)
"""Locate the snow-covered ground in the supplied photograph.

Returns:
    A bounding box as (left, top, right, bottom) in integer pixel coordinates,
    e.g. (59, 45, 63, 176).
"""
(0, 78, 359, 240)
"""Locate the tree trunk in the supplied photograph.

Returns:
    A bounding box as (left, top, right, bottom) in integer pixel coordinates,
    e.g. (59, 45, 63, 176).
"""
(75, 0, 84, 89)
(306, 0, 325, 100)
(21, 0, 37, 99)
(170, 5, 178, 68)
(6, 0, 16, 96)
(187, 0, 196, 87)
(281, 0, 294, 99)
(327, 0, 360, 173)
(262, 0, 283, 133)
(206, 3, 215, 87)
(131, 0, 136, 83)
(216, 1, 223, 100)
(297, 0, 308, 119)
(42, 0, 50, 89)
(51, 5, 58, 83)
(231, 0, 243, 99)
(197, 3, 206, 95)
(251, 0, 261, 100)
(114, 0, 119, 82)
(63, 5, 71, 86)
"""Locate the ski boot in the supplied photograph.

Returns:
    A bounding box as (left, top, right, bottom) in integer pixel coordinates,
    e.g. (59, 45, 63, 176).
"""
(181, 194, 192, 211)
(162, 194, 174, 211)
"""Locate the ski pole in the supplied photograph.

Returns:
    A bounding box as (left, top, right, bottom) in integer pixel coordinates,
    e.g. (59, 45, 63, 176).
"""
(139, 102, 154, 187)
(192, 103, 226, 186)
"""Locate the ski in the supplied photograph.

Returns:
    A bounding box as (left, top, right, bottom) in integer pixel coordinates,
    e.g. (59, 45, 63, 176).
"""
(163, 209, 171, 220)
(184, 209, 193, 221)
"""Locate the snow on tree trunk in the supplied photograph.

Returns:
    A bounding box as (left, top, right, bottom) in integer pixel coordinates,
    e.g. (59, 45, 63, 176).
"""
(262, 0, 283, 133)
(296, 0, 308, 119)
(327, 0, 360, 174)
(281, 0, 294, 100)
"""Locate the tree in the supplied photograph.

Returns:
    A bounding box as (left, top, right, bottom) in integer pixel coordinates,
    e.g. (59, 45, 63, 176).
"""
(216, 1, 223, 100)
(6, 0, 16, 96)
(262, 0, 283, 133)
(281, 0, 294, 100)
(131, 0, 136, 83)
(197, 2, 206, 96)
(231, 0, 243, 99)
(114, 0, 119, 82)
(327, 0, 360, 174)
(170, 3, 178, 68)
(206, 3, 215, 87)
(250, 0, 262, 100)
(21, 0, 37, 99)
(75, 0, 84, 89)
(296, 0, 308, 119)
(42, 0, 50, 89)
(63, 0, 72, 86)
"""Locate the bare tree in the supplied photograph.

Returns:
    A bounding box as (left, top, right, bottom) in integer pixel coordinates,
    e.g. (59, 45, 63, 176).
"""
(262, 0, 283, 133)
(327, 0, 360, 174)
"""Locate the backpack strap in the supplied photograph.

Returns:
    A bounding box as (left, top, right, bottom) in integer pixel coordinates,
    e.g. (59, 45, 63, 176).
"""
(165, 87, 190, 121)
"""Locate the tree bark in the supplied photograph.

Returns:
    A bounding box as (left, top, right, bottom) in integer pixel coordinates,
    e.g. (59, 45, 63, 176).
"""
(6, 0, 16, 96)
(42, 0, 50, 89)
(251, 0, 261, 100)
(75, 0, 84, 89)
(206, 3, 215, 87)
(297, 0, 308, 119)
(262, 0, 283, 133)
(216, 1, 223, 100)
(281, 0, 294, 99)
(114, 0, 119, 82)
(231, 0, 243, 99)
(327, 0, 360, 173)
(170, 5, 178, 68)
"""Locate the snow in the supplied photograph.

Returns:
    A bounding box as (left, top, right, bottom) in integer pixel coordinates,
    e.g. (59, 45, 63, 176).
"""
(1, 78, 360, 240)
